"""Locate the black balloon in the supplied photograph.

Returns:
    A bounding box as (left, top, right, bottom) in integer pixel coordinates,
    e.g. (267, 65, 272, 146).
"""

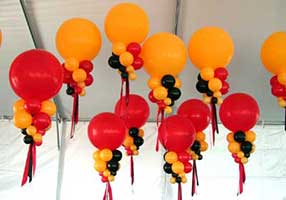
(121, 72, 128, 79)
(197, 74, 203, 81)
(211, 97, 218, 104)
(168, 87, 181, 100)
(163, 162, 173, 174)
(172, 173, 179, 178)
(108, 55, 121, 69)
(176, 176, 182, 183)
(196, 81, 208, 93)
(234, 131, 246, 143)
(161, 75, 176, 88)
(21, 129, 27, 135)
(241, 141, 253, 154)
(191, 140, 201, 152)
(110, 171, 117, 176)
(66, 87, 74, 95)
(206, 90, 213, 97)
(198, 154, 203, 160)
(112, 150, 123, 162)
(129, 127, 139, 137)
(107, 161, 120, 172)
(244, 153, 250, 158)
(23, 135, 33, 144)
(134, 137, 144, 147)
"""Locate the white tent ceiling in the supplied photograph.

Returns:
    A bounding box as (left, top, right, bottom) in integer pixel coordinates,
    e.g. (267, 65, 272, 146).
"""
(0, 0, 286, 123)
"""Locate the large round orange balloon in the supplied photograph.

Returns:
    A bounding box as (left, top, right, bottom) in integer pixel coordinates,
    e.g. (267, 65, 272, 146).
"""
(56, 18, 102, 61)
(261, 32, 286, 74)
(141, 32, 187, 77)
(104, 3, 149, 44)
(188, 27, 234, 69)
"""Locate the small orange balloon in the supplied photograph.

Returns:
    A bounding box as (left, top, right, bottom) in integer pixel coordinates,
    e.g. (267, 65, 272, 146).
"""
(153, 86, 168, 100)
(27, 125, 37, 136)
(171, 161, 184, 174)
(13, 111, 33, 129)
(164, 151, 178, 164)
(56, 18, 102, 61)
(148, 78, 161, 89)
(72, 69, 87, 82)
(261, 32, 286, 74)
(200, 141, 208, 152)
(94, 160, 107, 172)
(228, 142, 240, 153)
(200, 67, 214, 81)
(245, 131, 256, 142)
(104, 3, 149, 44)
(188, 27, 234, 69)
(112, 42, 126, 55)
(208, 78, 222, 91)
(41, 100, 57, 116)
(119, 52, 134, 66)
(13, 99, 25, 113)
(227, 132, 234, 142)
(142, 32, 187, 77)
(195, 131, 206, 141)
(0, 30, 2, 47)
(100, 149, 113, 162)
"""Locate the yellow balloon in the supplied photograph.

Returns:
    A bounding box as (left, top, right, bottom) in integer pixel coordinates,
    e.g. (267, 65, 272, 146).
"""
(33, 133, 42, 143)
(64, 57, 79, 71)
(13, 111, 32, 129)
(56, 18, 102, 61)
(100, 149, 113, 162)
(94, 160, 107, 172)
(27, 125, 37, 136)
(200, 67, 214, 81)
(147, 78, 161, 89)
(153, 86, 168, 100)
(72, 69, 87, 82)
(174, 78, 182, 88)
(13, 99, 25, 113)
(200, 141, 208, 152)
(104, 3, 149, 44)
(119, 52, 134, 66)
(112, 42, 126, 55)
(93, 150, 101, 161)
(228, 142, 240, 153)
(188, 27, 234, 69)
(245, 131, 256, 142)
(164, 151, 178, 164)
(41, 100, 57, 116)
(208, 78, 222, 92)
(261, 32, 286, 74)
(142, 32, 187, 77)
(195, 131, 205, 141)
(171, 161, 184, 174)
(278, 73, 286, 85)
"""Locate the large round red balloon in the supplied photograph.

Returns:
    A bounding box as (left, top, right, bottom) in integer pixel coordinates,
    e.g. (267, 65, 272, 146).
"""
(9, 49, 63, 101)
(219, 93, 260, 132)
(158, 115, 196, 152)
(177, 99, 211, 132)
(88, 112, 127, 150)
(114, 94, 150, 128)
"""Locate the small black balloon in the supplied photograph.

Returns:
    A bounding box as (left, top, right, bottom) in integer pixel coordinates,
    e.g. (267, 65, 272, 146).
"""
(206, 90, 213, 97)
(23, 135, 33, 144)
(112, 150, 123, 162)
(118, 65, 126, 72)
(21, 129, 27, 135)
(134, 137, 144, 147)
(191, 140, 201, 152)
(176, 176, 182, 183)
(241, 141, 253, 154)
(108, 55, 121, 69)
(129, 128, 139, 137)
(110, 171, 117, 176)
(197, 74, 203, 81)
(196, 81, 208, 93)
(211, 97, 218, 104)
(172, 173, 179, 178)
(169, 100, 175, 107)
(66, 87, 74, 95)
(244, 153, 250, 158)
(161, 75, 176, 88)
(107, 161, 120, 172)
(198, 154, 203, 160)
(234, 131, 246, 143)
(121, 72, 128, 79)
(168, 87, 181, 101)
(163, 163, 173, 174)
(195, 149, 201, 155)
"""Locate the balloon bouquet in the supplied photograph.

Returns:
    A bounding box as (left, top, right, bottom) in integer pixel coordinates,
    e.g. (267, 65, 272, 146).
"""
(88, 113, 126, 200)
(219, 93, 259, 194)
(114, 94, 150, 184)
(141, 32, 187, 150)
(56, 18, 102, 138)
(105, 3, 149, 102)
(188, 27, 234, 144)
(159, 115, 196, 200)
(177, 99, 211, 196)
(9, 49, 63, 185)
(261, 32, 286, 129)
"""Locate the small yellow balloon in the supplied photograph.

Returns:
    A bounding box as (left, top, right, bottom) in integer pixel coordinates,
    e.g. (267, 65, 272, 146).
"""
(164, 98, 172, 106)
(164, 151, 178, 164)
(130, 144, 137, 151)
(279, 99, 286, 108)
(138, 129, 144, 137)
(33, 133, 42, 143)
(78, 82, 86, 88)
(189, 27, 234, 69)
(228, 142, 240, 154)
(126, 66, 135, 73)
(170, 177, 176, 184)
(174, 78, 182, 88)
(56, 18, 102, 61)
(93, 150, 101, 161)
(100, 149, 113, 162)
(195, 131, 206, 141)
(171, 161, 184, 174)
(147, 78, 161, 89)
(129, 72, 137, 80)
(104, 3, 149, 44)
(13, 111, 32, 129)
(112, 42, 126, 55)
(41, 100, 57, 116)
(278, 73, 286, 85)
(200, 67, 214, 81)
(73, 69, 87, 82)
(164, 106, 172, 114)
(214, 91, 222, 98)
(200, 141, 208, 152)
(261, 32, 286, 74)
(13, 99, 25, 113)
(119, 52, 134, 66)
(133, 150, 139, 155)
(64, 57, 79, 71)
(237, 151, 244, 158)
(153, 86, 168, 100)
(142, 32, 187, 77)
(80, 89, 86, 97)
(241, 157, 248, 164)
(208, 78, 222, 92)
(203, 96, 211, 104)
(27, 125, 37, 136)
(103, 169, 111, 177)
(245, 131, 256, 142)
(108, 175, 115, 182)
(227, 132, 234, 142)
(123, 135, 134, 147)
(94, 160, 107, 172)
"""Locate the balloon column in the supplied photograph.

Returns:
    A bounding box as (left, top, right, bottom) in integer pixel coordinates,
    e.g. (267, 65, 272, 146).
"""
(159, 115, 196, 200)
(219, 93, 259, 194)
(105, 3, 149, 102)
(56, 18, 102, 138)
(177, 99, 211, 196)
(141, 32, 187, 150)
(188, 27, 234, 144)
(114, 94, 150, 185)
(9, 49, 63, 185)
(88, 113, 126, 200)
(261, 32, 286, 130)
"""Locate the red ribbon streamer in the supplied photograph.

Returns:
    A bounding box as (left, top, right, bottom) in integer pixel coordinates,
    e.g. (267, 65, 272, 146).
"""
(70, 94, 79, 138)
(120, 78, 130, 106)
(103, 182, 113, 200)
(21, 143, 36, 186)
(191, 160, 198, 196)
(178, 182, 182, 200)
(210, 103, 219, 145)
(155, 108, 164, 152)
(130, 155, 134, 185)
(238, 163, 246, 195)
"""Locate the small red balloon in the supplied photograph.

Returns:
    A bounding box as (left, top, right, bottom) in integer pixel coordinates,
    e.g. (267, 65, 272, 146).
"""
(132, 57, 144, 70)
(84, 74, 94, 86)
(88, 112, 126, 150)
(24, 100, 41, 114)
(115, 94, 150, 128)
(35, 140, 43, 146)
(148, 91, 157, 103)
(271, 85, 286, 97)
(214, 67, 228, 80)
(184, 162, 193, 173)
(178, 151, 191, 163)
(63, 65, 73, 84)
(219, 93, 260, 132)
(127, 42, 141, 57)
(33, 112, 51, 130)
(80, 60, 94, 73)
(220, 81, 230, 95)
(270, 75, 280, 86)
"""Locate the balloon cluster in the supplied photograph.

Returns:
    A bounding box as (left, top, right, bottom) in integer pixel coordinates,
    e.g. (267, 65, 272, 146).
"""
(108, 42, 143, 80)
(269, 75, 286, 107)
(219, 93, 259, 194)
(123, 127, 144, 156)
(188, 133, 208, 161)
(9, 49, 63, 185)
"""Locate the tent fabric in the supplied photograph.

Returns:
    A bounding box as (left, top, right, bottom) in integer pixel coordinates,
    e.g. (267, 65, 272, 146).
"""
(1, 120, 286, 200)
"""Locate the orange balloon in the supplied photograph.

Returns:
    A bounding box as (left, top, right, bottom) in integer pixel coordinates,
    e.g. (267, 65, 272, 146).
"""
(188, 27, 234, 69)
(0, 30, 2, 47)
(261, 32, 286, 74)
(104, 3, 149, 44)
(56, 18, 102, 61)
(141, 32, 187, 77)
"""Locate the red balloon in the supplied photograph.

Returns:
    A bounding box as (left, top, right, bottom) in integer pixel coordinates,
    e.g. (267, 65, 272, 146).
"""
(127, 42, 141, 57)
(158, 115, 196, 152)
(148, 91, 157, 103)
(184, 162, 193, 173)
(177, 99, 211, 132)
(178, 151, 191, 163)
(271, 85, 286, 97)
(33, 112, 51, 131)
(132, 57, 144, 70)
(9, 49, 63, 101)
(63, 65, 73, 84)
(270, 75, 279, 86)
(220, 81, 230, 95)
(114, 94, 150, 128)
(80, 60, 94, 73)
(88, 112, 126, 150)
(84, 74, 94, 86)
(219, 93, 260, 132)
(214, 67, 228, 80)
(24, 99, 41, 114)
